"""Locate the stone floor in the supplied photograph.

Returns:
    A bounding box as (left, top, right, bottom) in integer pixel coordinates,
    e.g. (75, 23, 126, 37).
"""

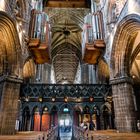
(87, 130, 140, 140)
(0, 130, 140, 140)
(0, 131, 45, 140)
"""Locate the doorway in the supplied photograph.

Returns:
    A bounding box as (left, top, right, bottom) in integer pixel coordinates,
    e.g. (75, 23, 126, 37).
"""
(59, 105, 72, 140)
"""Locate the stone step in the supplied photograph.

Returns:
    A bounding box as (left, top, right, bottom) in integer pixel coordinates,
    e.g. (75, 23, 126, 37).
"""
(0, 132, 44, 140)
(87, 130, 140, 140)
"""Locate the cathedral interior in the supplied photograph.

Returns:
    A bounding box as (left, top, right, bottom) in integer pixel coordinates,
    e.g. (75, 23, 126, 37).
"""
(0, 0, 140, 140)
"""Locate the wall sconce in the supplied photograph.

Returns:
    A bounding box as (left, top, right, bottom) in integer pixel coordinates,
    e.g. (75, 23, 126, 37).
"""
(132, 75, 136, 79)
(19, 21, 22, 26)
(52, 97, 55, 102)
(93, 106, 97, 110)
(22, 30, 26, 34)
(76, 97, 81, 102)
(25, 96, 29, 102)
(38, 97, 43, 102)
(89, 96, 94, 102)
(64, 97, 68, 102)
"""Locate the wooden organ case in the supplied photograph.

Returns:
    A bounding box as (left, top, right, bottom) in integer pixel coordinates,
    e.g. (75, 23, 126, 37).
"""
(83, 11, 105, 64)
(28, 9, 50, 64)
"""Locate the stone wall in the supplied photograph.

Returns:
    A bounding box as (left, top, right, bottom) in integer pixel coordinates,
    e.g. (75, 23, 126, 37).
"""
(0, 77, 22, 134)
(100, 0, 140, 64)
(111, 80, 136, 132)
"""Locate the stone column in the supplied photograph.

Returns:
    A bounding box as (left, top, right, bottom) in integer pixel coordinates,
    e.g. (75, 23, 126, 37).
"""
(81, 64, 89, 84)
(49, 113, 52, 129)
(30, 113, 34, 131)
(39, 111, 42, 131)
(89, 112, 93, 130)
(19, 108, 24, 131)
(110, 76, 137, 132)
(100, 114, 104, 130)
(20, 113, 25, 131)
(88, 65, 93, 84)
(0, 75, 22, 135)
(81, 112, 84, 123)
(108, 113, 113, 129)
(88, 65, 97, 84)
(96, 113, 100, 130)
(19, 112, 23, 131)
(92, 65, 97, 84)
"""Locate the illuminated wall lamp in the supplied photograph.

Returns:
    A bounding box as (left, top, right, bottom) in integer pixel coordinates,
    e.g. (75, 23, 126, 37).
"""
(38, 97, 43, 102)
(25, 96, 29, 102)
(52, 97, 55, 102)
(89, 96, 94, 102)
(64, 97, 68, 102)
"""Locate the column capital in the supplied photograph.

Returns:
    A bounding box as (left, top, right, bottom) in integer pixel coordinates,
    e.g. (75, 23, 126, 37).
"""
(0, 75, 23, 83)
(110, 76, 133, 85)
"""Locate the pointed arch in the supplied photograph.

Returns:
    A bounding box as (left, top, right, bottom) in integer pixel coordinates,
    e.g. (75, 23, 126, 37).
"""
(22, 106, 31, 131)
(0, 11, 22, 77)
(23, 57, 36, 82)
(42, 105, 50, 113)
(110, 14, 140, 79)
(22, 105, 31, 113)
(50, 105, 58, 112)
(100, 102, 111, 114)
(59, 103, 73, 113)
(73, 105, 83, 113)
(98, 57, 110, 84)
(83, 104, 91, 113)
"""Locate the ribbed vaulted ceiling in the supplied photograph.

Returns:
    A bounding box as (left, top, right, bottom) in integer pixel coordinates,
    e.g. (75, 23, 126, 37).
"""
(45, 7, 89, 83)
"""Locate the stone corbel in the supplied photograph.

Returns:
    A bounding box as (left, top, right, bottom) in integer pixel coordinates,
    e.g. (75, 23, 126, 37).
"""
(0, 74, 23, 83)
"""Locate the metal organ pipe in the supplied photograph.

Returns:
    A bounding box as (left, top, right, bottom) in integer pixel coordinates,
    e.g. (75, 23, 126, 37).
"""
(92, 1, 99, 39)
(91, 1, 104, 40)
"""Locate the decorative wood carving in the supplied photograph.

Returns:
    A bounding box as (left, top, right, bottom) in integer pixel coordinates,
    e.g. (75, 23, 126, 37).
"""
(83, 40, 105, 64)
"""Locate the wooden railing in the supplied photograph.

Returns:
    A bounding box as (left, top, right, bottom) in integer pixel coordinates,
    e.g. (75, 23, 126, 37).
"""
(21, 84, 111, 99)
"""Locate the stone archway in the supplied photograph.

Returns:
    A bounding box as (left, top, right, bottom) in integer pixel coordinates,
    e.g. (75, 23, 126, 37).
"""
(98, 57, 110, 84)
(22, 107, 30, 131)
(0, 11, 22, 135)
(58, 103, 73, 138)
(50, 106, 58, 127)
(73, 105, 82, 127)
(0, 12, 22, 76)
(23, 57, 36, 83)
(110, 14, 140, 132)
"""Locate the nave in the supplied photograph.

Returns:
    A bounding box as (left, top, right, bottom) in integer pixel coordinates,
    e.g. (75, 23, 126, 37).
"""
(1, 0, 140, 139)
